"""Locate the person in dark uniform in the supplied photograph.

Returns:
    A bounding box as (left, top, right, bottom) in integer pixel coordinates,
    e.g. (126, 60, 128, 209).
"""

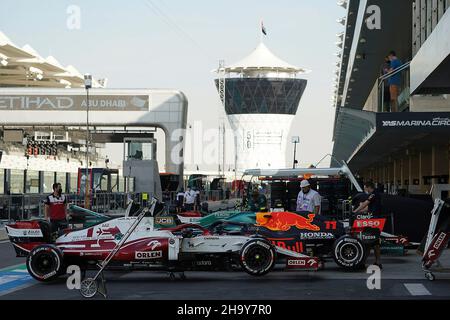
(162, 187, 171, 212)
(194, 188, 201, 212)
(44, 182, 68, 233)
(248, 189, 268, 212)
(353, 181, 383, 268)
(175, 188, 185, 213)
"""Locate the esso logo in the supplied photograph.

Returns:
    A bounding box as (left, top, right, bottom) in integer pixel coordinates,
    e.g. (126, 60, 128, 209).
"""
(356, 220, 380, 228)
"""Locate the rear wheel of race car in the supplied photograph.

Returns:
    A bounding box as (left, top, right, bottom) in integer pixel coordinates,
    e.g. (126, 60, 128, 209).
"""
(332, 236, 366, 270)
(26, 244, 63, 282)
(239, 239, 276, 276)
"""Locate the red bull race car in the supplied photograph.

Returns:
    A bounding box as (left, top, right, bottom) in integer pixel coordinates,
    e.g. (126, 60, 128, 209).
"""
(162, 162, 409, 270)
(200, 210, 389, 270)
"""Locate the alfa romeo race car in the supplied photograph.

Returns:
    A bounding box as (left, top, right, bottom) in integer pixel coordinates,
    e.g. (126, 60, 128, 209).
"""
(5, 200, 319, 284)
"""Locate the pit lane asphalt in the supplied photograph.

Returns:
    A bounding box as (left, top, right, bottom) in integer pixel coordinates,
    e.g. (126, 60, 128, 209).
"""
(1, 241, 449, 300)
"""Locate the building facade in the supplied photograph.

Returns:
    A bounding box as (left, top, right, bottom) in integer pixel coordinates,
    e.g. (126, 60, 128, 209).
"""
(332, 0, 450, 197)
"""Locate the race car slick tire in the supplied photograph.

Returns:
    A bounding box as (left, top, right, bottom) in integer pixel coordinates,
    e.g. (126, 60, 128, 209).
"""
(239, 239, 276, 276)
(332, 236, 366, 270)
(26, 244, 63, 282)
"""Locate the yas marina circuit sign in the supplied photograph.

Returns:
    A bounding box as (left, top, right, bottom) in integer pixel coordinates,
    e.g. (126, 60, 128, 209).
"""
(377, 112, 450, 130)
(0, 95, 149, 111)
(382, 118, 450, 127)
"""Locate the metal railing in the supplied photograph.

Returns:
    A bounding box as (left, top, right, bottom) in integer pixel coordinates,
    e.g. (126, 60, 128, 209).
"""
(0, 192, 132, 222)
(378, 61, 411, 112)
(0, 190, 240, 222)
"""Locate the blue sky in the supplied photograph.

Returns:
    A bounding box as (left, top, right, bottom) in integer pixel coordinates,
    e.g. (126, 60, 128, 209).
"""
(1, 0, 344, 169)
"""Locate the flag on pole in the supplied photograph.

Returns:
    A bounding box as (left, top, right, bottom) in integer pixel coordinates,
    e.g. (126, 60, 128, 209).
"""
(261, 21, 267, 36)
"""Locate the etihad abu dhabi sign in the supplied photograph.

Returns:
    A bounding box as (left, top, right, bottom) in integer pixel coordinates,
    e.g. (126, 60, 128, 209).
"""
(0, 95, 149, 111)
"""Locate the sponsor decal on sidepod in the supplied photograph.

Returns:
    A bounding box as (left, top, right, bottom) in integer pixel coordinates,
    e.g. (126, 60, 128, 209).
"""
(256, 212, 320, 232)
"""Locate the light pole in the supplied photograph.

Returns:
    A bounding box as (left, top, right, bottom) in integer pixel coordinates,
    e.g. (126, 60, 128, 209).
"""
(84, 74, 92, 209)
(292, 136, 299, 169)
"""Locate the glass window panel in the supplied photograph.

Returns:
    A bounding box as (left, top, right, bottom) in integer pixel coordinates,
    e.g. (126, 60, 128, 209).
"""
(220, 78, 306, 115)
(0, 169, 4, 194)
(127, 142, 153, 161)
(10, 169, 24, 194)
(111, 173, 119, 192)
(56, 172, 67, 193)
(70, 173, 78, 194)
(25, 170, 39, 194)
(43, 172, 54, 194)
(118, 176, 125, 192)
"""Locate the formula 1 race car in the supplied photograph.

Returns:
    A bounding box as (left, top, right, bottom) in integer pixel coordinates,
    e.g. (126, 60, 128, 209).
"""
(165, 210, 370, 270)
(157, 205, 408, 270)
(5, 200, 319, 291)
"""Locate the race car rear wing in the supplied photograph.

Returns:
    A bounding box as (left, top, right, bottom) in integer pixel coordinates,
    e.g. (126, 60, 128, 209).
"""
(243, 161, 363, 192)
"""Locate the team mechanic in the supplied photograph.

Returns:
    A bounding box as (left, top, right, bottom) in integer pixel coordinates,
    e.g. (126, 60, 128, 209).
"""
(296, 179, 321, 215)
(353, 181, 383, 269)
(44, 182, 68, 233)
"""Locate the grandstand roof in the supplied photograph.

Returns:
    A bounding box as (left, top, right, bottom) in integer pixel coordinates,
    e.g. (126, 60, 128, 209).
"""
(0, 31, 104, 88)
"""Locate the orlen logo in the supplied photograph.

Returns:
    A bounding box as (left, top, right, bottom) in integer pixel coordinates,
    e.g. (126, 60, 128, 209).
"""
(288, 259, 306, 266)
(135, 251, 162, 259)
(433, 232, 447, 249)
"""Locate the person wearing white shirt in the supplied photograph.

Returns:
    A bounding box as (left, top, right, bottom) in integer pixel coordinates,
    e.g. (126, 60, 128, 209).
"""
(296, 180, 321, 215)
(184, 187, 196, 211)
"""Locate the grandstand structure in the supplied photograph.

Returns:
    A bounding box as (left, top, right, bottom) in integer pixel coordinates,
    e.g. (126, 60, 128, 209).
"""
(0, 31, 109, 194)
(0, 31, 105, 88)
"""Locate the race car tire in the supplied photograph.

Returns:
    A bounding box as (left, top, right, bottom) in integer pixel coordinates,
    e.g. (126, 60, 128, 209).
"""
(239, 239, 276, 276)
(26, 244, 63, 282)
(332, 235, 366, 270)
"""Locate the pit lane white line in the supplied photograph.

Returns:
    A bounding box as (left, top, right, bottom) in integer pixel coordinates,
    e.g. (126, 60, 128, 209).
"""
(0, 240, 10, 244)
(404, 283, 431, 296)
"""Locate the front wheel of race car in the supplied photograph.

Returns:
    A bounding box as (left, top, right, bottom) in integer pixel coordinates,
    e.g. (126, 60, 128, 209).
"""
(239, 239, 276, 276)
(332, 236, 367, 270)
(26, 244, 63, 282)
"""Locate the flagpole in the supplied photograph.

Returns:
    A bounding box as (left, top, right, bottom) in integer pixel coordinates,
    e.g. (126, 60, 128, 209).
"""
(260, 19, 263, 43)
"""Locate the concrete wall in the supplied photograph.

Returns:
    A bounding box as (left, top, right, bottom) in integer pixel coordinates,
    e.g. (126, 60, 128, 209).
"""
(410, 94, 450, 111)
(363, 80, 380, 112)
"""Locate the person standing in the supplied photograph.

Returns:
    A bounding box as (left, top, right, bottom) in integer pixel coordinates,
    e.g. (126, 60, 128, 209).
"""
(248, 189, 268, 212)
(388, 51, 402, 112)
(176, 188, 185, 213)
(381, 56, 391, 112)
(194, 188, 201, 212)
(296, 180, 321, 215)
(44, 182, 68, 233)
(162, 187, 171, 212)
(353, 181, 383, 268)
(184, 187, 196, 211)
